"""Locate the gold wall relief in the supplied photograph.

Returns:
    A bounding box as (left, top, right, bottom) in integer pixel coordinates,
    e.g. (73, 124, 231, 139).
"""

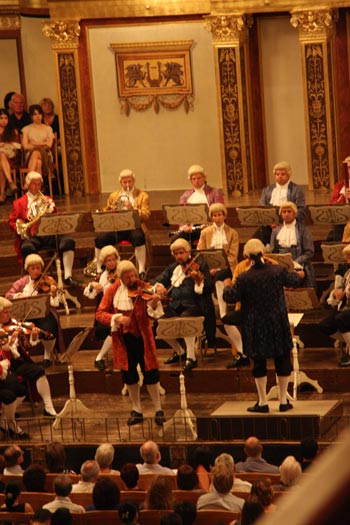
(0, 15, 20, 30)
(291, 9, 339, 190)
(205, 14, 253, 197)
(57, 52, 85, 196)
(42, 20, 80, 48)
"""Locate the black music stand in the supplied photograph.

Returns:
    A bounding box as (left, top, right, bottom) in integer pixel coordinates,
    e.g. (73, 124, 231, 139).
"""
(308, 204, 350, 241)
(36, 213, 82, 314)
(264, 252, 295, 272)
(91, 209, 141, 235)
(163, 203, 209, 241)
(196, 248, 229, 271)
(236, 206, 280, 244)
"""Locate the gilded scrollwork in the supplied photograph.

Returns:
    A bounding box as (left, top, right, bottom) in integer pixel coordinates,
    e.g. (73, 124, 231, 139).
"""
(120, 94, 193, 115)
(290, 9, 338, 40)
(58, 52, 85, 196)
(204, 14, 253, 43)
(42, 20, 80, 48)
(0, 15, 20, 31)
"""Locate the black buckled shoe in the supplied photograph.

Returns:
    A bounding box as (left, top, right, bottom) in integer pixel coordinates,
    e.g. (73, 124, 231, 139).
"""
(164, 352, 186, 365)
(183, 358, 198, 372)
(43, 409, 57, 418)
(43, 359, 52, 368)
(226, 354, 250, 369)
(279, 400, 293, 412)
(247, 402, 269, 413)
(338, 354, 350, 367)
(94, 359, 106, 371)
(127, 410, 144, 426)
(63, 277, 79, 287)
(155, 410, 166, 426)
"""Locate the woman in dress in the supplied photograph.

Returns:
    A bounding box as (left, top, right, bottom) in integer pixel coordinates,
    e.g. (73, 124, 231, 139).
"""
(0, 481, 34, 513)
(0, 108, 20, 201)
(22, 104, 54, 176)
(40, 97, 60, 139)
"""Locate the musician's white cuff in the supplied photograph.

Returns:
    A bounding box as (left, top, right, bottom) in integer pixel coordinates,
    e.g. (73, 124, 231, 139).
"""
(50, 296, 60, 307)
(83, 285, 97, 300)
(147, 301, 164, 319)
(194, 281, 204, 294)
(13, 293, 23, 299)
(0, 360, 9, 379)
(111, 313, 122, 332)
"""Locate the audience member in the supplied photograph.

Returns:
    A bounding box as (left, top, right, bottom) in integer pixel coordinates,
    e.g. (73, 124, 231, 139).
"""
(143, 475, 174, 510)
(94, 443, 120, 475)
(51, 508, 73, 525)
(119, 501, 139, 525)
(8, 93, 31, 132)
(300, 437, 319, 471)
(42, 474, 85, 513)
(0, 455, 5, 493)
(30, 508, 52, 525)
(192, 445, 213, 492)
(235, 437, 280, 474)
(120, 463, 139, 490)
(250, 478, 276, 513)
(214, 453, 251, 492)
(174, 501, 197, 525)
(45, 442, 70, 474)
(71, 460, 100, 493)
(239, 496, 264, 525)
(172, 164, 224, 244)
(257, 160, 306, 245)
(0, 108, 20, 201)
(176, 464, 199, 491)
(94, 168, 149, 277)
(270, 201, 315, 288)
(3, 446, 24, 476)
(0, 481, 34, 513)
(137, 440, 175, 475)
(22, 104, 54, 176)
(326, 156, 350, 241)
(273, 456, 302, 491)
(88, 476, 120, 510)
(3, 92, 15, 114)
(40, 98, 60, 139)
(23, 463, 47, 492)
(196, 463, 244, 512)
(160, 514, 182, 525)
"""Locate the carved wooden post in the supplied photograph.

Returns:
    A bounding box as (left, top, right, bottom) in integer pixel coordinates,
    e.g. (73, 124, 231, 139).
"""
(290, 9, 339, 191)
(205, 13, 254, 197)
(42, 20, 87, 196)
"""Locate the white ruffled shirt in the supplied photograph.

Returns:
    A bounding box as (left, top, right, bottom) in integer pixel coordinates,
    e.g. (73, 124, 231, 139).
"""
(170, 264, 204, 294)
(276, 220, 297, 248)
(210, 223, 227, 249)
(270, 181, 290, 206)
(187, 186, 209, 204)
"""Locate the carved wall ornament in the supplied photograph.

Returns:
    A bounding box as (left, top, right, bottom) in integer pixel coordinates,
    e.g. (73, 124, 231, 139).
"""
(204, 14, 253, 43)
(42, 20, 80, 48)
(290, 9, 339, 39)
(0, 15, 20, 31)
(111, 40, 194, 114)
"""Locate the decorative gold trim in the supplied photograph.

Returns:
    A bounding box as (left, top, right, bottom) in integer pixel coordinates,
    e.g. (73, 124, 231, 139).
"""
(204, 14, 253, 43)
(111, 40, 194, 114)
(42, 20, 80, 49)
(290, 9, 339, 40)
(0, 14, 20, 30)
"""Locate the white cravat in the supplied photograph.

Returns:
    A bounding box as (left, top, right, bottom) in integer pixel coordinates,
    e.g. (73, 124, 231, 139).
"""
(270, 181, 289, 206)
(113, 281, 133, 311)
(210, 224, 227, 249)
(187, 186, 208, 204)
(171, 265, 186, 288)
(276, 220, 297, 247)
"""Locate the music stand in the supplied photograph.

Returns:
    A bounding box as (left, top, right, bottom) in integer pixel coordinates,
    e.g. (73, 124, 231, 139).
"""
(321, 243, 346, 264)
(10, 294, 50, 321)
(163, 204, 209, 227)
(91, 209, 141, 233)
(197, 248, 229, 270)
(156, 316, 205, 440)
(53, 327, 92, 430)
(264, 252, 295, 272)
(308, 204, 350, 241)
(36, 213, 82, 314)
(236, 206, 280, 226)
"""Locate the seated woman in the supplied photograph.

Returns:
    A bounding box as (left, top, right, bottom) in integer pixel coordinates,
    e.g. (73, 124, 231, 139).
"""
(83, 245, 120, 370)
(143, 475, 174, 510)
(5, 253, 64, 368)
(0, 481, 34, 513)
(176, 464, 201, 492)
(40, 97, 60, 139)
(22, 104, 54, 177)
(0, 108, 20, 201)
(273, 456, 302, 491)
(270, 201, 315, 288)
(87, 477, 120, 510)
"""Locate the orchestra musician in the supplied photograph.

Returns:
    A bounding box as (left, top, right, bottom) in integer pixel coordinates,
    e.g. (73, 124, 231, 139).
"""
(5, 254, 64, 368)
(96, 260, 165, 427)
(94, 169, 149, 279)
(0, 299, 29, 439)
(170, 164, 224, 244)
(83, 245, 120, 371)
(7, 171, 78, 286)
(329, 156, 350, 242)
(0, 296, 58, 418)
(153, 238, 215, 372)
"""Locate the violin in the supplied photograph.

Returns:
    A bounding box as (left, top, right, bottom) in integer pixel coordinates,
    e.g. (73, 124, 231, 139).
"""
(2, 320, 54, 340)
(127, 280, 157, 301)
(34, 274, 57, 294)
(183, 259, 204, 285)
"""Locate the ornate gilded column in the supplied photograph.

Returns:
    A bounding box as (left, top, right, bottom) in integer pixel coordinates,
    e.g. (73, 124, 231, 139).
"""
(290, 9, 339, 191)
(42, 20, 87, 196)
(205, 13, 254, 197)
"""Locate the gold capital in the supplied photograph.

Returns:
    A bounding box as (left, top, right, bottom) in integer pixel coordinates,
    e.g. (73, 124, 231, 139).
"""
(42, 20, 80, 48)
(290, 9, 338, 40)
(204, 14, 253, 43)
(0, 15, 20, 31)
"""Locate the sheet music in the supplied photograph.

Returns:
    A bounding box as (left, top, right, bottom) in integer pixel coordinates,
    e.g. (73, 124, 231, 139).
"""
(91, 210, 140, 232)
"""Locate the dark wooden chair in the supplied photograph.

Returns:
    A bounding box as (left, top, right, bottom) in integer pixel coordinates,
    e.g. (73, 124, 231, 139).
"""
(138, 474, 177, 491)
(195, 510, 240, 525)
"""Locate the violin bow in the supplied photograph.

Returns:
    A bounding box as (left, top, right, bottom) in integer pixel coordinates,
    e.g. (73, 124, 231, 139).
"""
(30, 252, 57, 297)
(166, 251, 202, 295)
